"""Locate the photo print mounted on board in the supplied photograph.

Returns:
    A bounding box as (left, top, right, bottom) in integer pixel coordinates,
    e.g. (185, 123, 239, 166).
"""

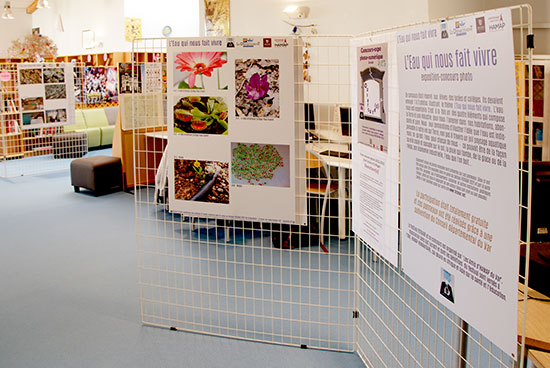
(235, 59, 280, 119)
(204, 0, 230, 36)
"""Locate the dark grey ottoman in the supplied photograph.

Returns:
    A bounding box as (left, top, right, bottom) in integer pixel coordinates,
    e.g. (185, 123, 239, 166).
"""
(53, 132, 88, 159)
(70, 155, 122, 195)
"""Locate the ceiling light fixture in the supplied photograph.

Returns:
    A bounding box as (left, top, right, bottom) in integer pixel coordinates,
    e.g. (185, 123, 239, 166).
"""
(282, 5, 309, 19)
(282, 5, 316, 35)
(36, 0, 50, 9)
(2, 1, 14, 20)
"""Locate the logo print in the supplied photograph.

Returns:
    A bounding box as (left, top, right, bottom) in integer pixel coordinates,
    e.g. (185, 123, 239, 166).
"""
(441, 22, 448, 39)
(476, 17, 486, 33)
(263, 38, 272, 48)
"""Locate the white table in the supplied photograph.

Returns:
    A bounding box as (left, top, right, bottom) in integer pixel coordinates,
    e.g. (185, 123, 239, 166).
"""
(307, 142, 352, 239)
(148, 135, 352, 239)
(144, 131, 168, 140)
(315, 129, 352, 145)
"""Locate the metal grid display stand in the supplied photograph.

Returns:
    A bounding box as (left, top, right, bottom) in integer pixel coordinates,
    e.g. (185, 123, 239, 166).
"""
(0, 62, 91, 178)
(133, 5, 536, 367)
(133, 36, 355, 351)
(354, 5, 534, 368)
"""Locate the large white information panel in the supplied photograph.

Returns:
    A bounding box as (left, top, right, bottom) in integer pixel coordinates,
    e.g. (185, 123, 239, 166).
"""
(351, 35, 400, 267)
(398, 10, 519, 357)
(167, 37, 301, 223)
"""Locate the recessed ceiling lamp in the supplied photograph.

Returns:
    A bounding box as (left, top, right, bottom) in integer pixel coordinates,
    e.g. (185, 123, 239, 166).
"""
(36, 0, 50, 9)
(2, 1, 14, 20)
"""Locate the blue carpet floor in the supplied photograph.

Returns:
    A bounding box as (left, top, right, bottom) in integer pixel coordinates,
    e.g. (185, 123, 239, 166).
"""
(0, 150, 365, 368)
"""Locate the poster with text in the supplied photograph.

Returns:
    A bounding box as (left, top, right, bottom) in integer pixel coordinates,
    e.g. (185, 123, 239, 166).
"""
(18, 63, 75, 130)
(144, 63, 163, 93)
(119, 62, 142, 94)
(351, 35, 399, 267)
(398, 9, 519, 358)
(356, 43, 389, 152)
(166, 37, 305, 223)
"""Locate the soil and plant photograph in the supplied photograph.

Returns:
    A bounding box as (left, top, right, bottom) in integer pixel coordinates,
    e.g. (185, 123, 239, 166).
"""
(174, 159, 229, 204)
(173, 96, 228, 135)
(235, 59, 279, 118)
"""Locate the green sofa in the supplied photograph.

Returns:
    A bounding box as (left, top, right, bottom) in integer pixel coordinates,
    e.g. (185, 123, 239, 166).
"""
(65, 107, 117, 148)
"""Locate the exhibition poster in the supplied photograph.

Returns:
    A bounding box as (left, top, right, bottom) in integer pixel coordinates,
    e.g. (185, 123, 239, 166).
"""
(350, 35, 400, 267)
(17, 63, 75, 130)
(397, 9, 519, 357)
(120, 93, 164, 131)
(143, 63, 163, 93)
(84, 66, 118, 104)
(119, 62, 142, 94)
(167, 37, 304, 222)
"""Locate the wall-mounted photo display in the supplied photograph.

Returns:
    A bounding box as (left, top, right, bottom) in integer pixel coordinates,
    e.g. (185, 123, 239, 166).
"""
(17, 63, 76, 130)
(166, 37, 304, 223)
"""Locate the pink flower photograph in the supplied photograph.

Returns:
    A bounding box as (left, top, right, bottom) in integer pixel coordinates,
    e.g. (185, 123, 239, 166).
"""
(174, 51, 228, 90)
(235, 59, 280, 118)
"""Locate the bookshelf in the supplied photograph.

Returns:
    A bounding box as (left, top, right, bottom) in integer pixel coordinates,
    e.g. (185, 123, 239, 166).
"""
(523, 57, 550, 161)
(53, 51, 166, 67)
(1, 63, 23, 159)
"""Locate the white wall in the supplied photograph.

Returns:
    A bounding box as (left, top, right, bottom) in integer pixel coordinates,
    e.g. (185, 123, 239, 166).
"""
(32, 0, 125, 56)
(483, 0, 550, 54)
(428, 0, 550, 54)
(428, 0, 484, 20)
(30, 0, 547, 56)
(229, 0, 430, 36)
(123, 0, 199, 40)
(0, 8, 33, 58)
(31, 0, 199, 56)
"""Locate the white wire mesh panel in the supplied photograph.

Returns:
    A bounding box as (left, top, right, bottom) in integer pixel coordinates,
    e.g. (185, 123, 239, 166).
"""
(134, 36, 356, 351)
(355, 5, 534, 368)
(0, 62, 91, 178)
(133, 6, 538, 366)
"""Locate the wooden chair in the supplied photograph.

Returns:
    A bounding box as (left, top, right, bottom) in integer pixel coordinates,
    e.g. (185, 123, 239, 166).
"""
(306, 149, 338, 246)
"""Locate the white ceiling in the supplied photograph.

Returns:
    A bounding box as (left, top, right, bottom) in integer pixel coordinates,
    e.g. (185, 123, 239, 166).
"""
(7, 0, 35, 10)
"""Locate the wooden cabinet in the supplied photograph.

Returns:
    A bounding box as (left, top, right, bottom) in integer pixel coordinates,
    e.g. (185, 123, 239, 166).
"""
(520, 57, 550, 161)
(113, 109, 166, 191)
(117, 126, 166, 191)
(0, 132, 22, 159)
